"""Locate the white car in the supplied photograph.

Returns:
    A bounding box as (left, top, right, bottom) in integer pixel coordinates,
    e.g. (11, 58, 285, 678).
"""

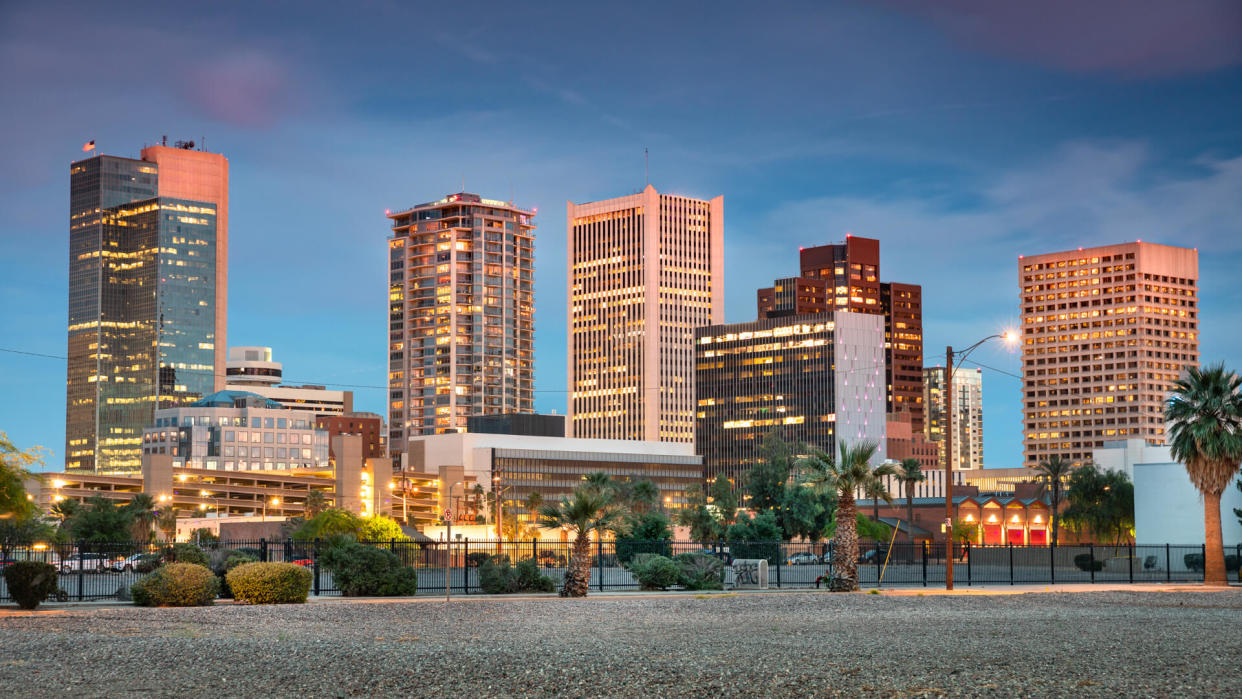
(57, 553, 113, 573)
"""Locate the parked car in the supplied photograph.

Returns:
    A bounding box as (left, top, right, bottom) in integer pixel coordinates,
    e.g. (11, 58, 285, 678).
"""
(113, 553, 163, 573)
(0, 557, 19, 568)
(291, 558, 313, 567)
(57, 553, 113, 573)
(787, 552, 821, 566)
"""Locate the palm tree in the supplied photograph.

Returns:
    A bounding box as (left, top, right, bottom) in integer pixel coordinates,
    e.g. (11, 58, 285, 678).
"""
(304, 490, 327, 519)
(581, 471, 612, 494)
(798, 440, 894, 591)
(156, 505, 178, 542)
(1165, 363, 1242, 587)
(523, 492, 544, 524)
(126, 494, 158, 544)
(537, 485, 627, 597)
(897, 459, 925, 561)
(629, 480, 660, 514)
(864, 479, 892, 528)
(1035, 455, 1074, 547)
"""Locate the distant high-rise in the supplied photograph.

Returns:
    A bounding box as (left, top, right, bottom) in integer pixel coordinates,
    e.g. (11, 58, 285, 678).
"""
(66, 143, 228, 473)
(567, 185, 723, 442)
(1019, 241, 1198, 466)
(386, 193, 535, 455)
(760, 236, 925, 433)
(923, 366, 984, 469)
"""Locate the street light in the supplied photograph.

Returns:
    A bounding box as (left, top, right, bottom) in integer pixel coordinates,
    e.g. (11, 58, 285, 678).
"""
(262, 496, 280, 522)
(491, 473, 514, 540)
(943, 330, 1018, 590)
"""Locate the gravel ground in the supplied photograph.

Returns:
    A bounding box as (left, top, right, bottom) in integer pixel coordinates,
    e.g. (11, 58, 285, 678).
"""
(1, 589, 1238, 697)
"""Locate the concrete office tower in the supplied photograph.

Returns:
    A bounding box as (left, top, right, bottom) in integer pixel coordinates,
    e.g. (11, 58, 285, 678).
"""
(386, 193, 535, 455)
(1019, 241, 1198, 466)
(695, 312, 887, 484)
(66, 142, 228, 473)
(225, 346, 354, 416)
(791, 236, 925, 434)
(567, 185, 723, 442)
(923, 366, 984, 469)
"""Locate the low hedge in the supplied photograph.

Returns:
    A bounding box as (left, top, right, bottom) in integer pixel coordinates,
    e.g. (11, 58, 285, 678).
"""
(162, 543, 210, 568)
(1184, 553, 1241, 572)
(675, 552, 725, 591)
(3, 561, 59, 610)
(479, 555, 556, 594)
(1073, 553, 1104, 572)
(627, 554, 682, 591)
(227, 562, 311, 604)
(132, 563, 217, 607)
(321, 542, 417, 596)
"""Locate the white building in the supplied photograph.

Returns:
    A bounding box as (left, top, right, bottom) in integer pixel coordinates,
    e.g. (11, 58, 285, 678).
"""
(1095, 439, 1242, 545)
(225, 346, 353, 415)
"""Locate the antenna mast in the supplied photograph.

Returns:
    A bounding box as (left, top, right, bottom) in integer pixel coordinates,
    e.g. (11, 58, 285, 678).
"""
(644, 148, 649, 186)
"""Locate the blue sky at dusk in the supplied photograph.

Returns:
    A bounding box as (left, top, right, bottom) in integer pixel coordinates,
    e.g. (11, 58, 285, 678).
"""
(2, 1, 1240, 470)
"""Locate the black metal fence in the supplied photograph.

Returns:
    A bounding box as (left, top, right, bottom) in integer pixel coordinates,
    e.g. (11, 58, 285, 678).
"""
(1, 539, 1232, 602)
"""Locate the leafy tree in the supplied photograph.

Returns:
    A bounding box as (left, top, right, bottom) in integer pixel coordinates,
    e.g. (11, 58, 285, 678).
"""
(125, 494, 158, 544)
(65, 495, 134, 548)
(1165, 363, 1242, 586)
(725, 510, 782, 564)
(746, 431, 798, 511)
(50, 498, 80, 524)
(188, 528, 219, 546)
(1035, 455, 1074, 547)
(0, 517, 54, 559)
(0, 433, 43, 521)
(798, 440, 894, 591)
(825, 513, 891, 542)
(292, 508, 364, 541)
(615, 511, 673, 563)
(774, 484, 833, 542)
(951, 518, 978, 545)
(674, 484, 720, 543)
(708, 475, 737, 527)
(358, 515, 410, 542)
(538, 484, 626, 597)
(1062, 464, 1135, 548)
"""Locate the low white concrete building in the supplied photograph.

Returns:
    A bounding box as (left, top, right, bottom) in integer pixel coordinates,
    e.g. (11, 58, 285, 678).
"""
(1095, 439, 1242, 545)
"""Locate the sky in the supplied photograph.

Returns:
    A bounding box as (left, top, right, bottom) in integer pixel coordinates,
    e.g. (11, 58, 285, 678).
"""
(1, 1, 1240, 471)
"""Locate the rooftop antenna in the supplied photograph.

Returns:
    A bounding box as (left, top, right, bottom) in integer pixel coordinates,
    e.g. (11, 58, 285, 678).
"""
(461, 174, 465, 193)
(644, 147, 649, 187)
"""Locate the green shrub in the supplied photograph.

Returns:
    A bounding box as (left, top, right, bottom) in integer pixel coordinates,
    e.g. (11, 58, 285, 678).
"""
(131, 563, 217, 607)
(207, 548, 260, 598)
(467, 552, 495, 567)
(321, 543, 416, 596)
(3, 561, 59, 610)
(627, 554, 681, 590)
(1073, 553, 1104, 572)
(1184, 553, 1241, 572)
(615, 512, 673, 564)
(227, 562, 312, 604)
(134, 553, 163, 574)
(674, 552, 724, 591)
(478, 555, 556, 594)
(163, 543, 209, 567)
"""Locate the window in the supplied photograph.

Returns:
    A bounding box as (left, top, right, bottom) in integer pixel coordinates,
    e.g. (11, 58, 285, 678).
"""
(277, 448, 287, 458)
(277, 433, 287, 444)
(264, 447, 275, 458)
(277, 418, 287, 429)
(224, 431, 235, 442)
(251, 417, 261, 428)
(264, 432, 274, 443)
(224, 446, 235, 457)
(263, 418, 274, 428)
(302, 434, 311, 444)
(251, 446, 262, 457)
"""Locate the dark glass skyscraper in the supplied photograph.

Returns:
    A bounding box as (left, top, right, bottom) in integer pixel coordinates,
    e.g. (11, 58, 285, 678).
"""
(67, 145, 227, 473)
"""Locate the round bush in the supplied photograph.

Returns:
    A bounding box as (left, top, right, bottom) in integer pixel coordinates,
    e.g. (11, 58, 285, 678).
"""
(3, 561, 59, 610)
(131, 563, 217, 607)
(226, 562, 311, 604)
(321, 543, 417, 596)
(628, 554, 682, 591)
(163, 543, 209, 568)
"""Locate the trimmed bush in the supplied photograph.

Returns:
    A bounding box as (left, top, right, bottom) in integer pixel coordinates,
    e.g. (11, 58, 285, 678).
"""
(321, 542, 417, 596)
(3, 562, 59, 610)
(134, 553, 163, 574)
(515, 558, 556, 592)
(163, 543, 209, 568)
(674, 552, 724, 591)
(1184, 554, 1241, 573)
(467, 551, 495, 567)
(131, 563, 217, 607)
(627, 554, 681, 591)
(478, 555, 556, 594)
(1073, 553, 1104, 572)
(208, 548, 260, 598)
(227, 562, 311, 604)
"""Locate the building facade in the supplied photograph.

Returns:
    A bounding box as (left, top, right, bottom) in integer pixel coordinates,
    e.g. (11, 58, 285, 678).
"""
(386, 193, 536, 452)
(67, 143, 229, 473)
(225, 346, 353, 416)
(694, 311, 887, 484)
(567, 185, 723, 442)
(1019, 242, 1199, 466)
(923, 366, 985, 469)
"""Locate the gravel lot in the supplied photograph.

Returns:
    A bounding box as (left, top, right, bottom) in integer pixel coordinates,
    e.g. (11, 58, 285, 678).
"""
(1, 589, 1238, 697)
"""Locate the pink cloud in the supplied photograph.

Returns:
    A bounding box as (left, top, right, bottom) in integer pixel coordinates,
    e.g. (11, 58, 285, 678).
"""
(185, 50, 299, 128)
(886, 0, 1242, 77)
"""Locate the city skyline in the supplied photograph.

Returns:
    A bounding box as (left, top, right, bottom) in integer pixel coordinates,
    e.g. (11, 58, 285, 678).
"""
(2, 2, 1241, 470)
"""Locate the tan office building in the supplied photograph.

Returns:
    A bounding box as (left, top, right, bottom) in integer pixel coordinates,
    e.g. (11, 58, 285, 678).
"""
(1019, 241, 1198, 467)
(567, 185, 723, 442)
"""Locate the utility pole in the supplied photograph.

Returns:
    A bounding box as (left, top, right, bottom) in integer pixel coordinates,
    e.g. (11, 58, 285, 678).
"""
(944, 346, 955, 591)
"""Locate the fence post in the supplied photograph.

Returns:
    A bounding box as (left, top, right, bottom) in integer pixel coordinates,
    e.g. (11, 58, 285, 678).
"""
(1009, 542, 1014, 586)
(597, 537, 604, 592)
(390, 538, 396, 554)
(313, 538, 321, 596)
(1201, 543, 1206, 583)
(966, 541, 972, 586)
(77, 541, 85, 601)
(1165, 543, 1171, 582)
(1128, 543, 1133, 584)
(921, 541, 927, 587)
(532, 537, 538, 566)
(1050, 543, 1055, 585)
(464, 538, 470, 594)
(260, 538, 268, 563)
(776, 549, 782, 589)
(1089, 543, 1095, 584)
(875, 544, 881, 587)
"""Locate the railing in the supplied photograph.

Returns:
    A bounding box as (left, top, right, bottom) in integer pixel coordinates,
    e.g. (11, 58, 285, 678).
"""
(0, 540, 1230, 602)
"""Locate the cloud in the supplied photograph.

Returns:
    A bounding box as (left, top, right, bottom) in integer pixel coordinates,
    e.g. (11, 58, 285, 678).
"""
(886, 0, 1242, 77)
(184, 50, 301, 128)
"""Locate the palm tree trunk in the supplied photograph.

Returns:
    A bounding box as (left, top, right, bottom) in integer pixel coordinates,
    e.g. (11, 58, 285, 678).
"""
(1050, 491, 1060, 547)
(1203, 490, 1227, 587)
(561, 533, 593, 597)
(834, 493, 858, 591)
(906, 492, 916, 564)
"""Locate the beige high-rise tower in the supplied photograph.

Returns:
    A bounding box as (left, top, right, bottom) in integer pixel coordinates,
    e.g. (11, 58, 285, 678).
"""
(567, 185, 723, 442)
(923, 366, 984, 469)
(1019, 241, 1198, 467)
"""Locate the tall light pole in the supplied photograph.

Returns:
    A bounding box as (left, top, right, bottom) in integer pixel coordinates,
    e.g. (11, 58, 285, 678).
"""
(943, 330, 1017, 590)
(444, 480, 463, 603)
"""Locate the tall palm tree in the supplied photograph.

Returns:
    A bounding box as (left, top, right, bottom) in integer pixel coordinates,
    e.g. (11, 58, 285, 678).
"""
(1165, 363, 1242, 587)
(304, 490, 327, 519)
(629, 480, 660, 514)
(537, 485, 627, 597)
(1036, 455, 1073, 547)
(864, 478, 892, 528)
(156, 505, 178, 542)
(897, 459, 925, 561)
(523, 492, 544, 524)
(798, 440, 894, 591)
(126, 494, 158, 544)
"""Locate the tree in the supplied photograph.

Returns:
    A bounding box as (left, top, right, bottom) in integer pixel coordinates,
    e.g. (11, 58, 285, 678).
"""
(0, 432, 43, 521)
(864, 478, 892, 524)
(1035, 455, 1074, 547)
(65, 495, 134, 550)
(125, 494, 158, 544)
(358, 515, 410, 542)
(675, 484, 721, 544)
(0, 518, 54, 560)
(538, 485, 626, 597)
(615, 510, 673, 563)
(775, 484, 832, 542)
(797, 440, 894, 591)
(1165, 363, 1242, 586)
(292, 508, 364, 541)
(156, 505, 178, 541)
(629, 480, 660, 514)
(50, 498, 79, 525)
(524, 492, 544, 524)
(746, 431, 798, 511)
(1062, 464, 1134, 548)
(304, 490, 327, 519)
(725, 510, 783, 564)
(897, 459, 925, 539)
(708, 475, 737, 527)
